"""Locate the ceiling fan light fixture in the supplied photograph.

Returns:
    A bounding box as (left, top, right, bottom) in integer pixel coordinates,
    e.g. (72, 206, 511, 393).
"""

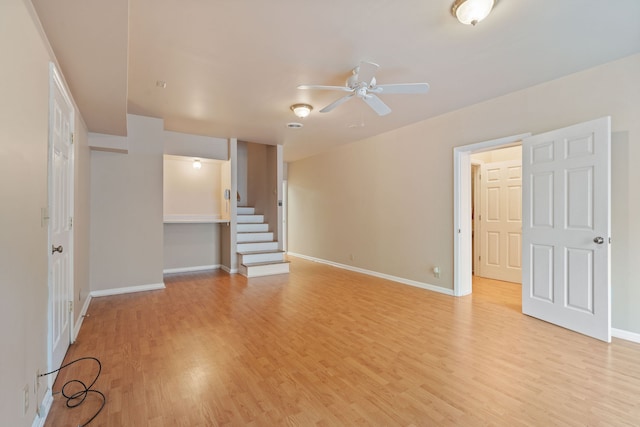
(452, 0, 495, 26)
(290, 103, 313, 118)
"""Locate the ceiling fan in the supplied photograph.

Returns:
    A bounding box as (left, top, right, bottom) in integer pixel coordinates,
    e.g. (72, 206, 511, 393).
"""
(297, 62, 429, 116)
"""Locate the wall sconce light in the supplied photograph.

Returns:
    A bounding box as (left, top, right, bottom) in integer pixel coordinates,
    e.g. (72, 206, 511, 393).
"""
(290, 103, 313, 118)
(193, 159, 202, 169)
(452, 0, 495, 26)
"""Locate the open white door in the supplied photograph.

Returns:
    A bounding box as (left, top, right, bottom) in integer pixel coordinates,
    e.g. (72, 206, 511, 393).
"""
(49, 64, 74, 372)
(522, 117, 610, 342)
(479, 159, 522, 283)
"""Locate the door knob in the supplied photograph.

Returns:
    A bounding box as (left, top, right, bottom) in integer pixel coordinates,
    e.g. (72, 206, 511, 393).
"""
(52, 245, 64, 254)
(593, 237, 604, 244)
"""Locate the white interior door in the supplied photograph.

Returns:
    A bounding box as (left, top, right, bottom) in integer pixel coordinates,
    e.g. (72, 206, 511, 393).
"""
(49, 64, 74, 371)
(479, 159, 522, 283)
(522, 117, 611, 342)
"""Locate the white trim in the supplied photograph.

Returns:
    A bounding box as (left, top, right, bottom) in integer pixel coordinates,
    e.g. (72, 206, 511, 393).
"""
(612, 328, 640, 344)
(90, 282, 165, 298)
(163, 265, 221, 274)
(31, 390, 53, 427)
(288, 253, 454, 296)
(72, 293, 92, 342)
(163, 214, 227, 223)
(220, 265, 238, 274)
(453, 133, 531, 297)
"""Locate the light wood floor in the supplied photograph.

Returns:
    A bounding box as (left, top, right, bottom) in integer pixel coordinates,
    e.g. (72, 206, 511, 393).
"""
(45, 258, 640, 426)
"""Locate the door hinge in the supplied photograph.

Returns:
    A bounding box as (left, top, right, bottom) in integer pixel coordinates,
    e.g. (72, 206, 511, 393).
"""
(479, 214, 482, 220)
(70, 132, 75, 144)
(68, 301, 73, 313)
(69, 217, 73, 229)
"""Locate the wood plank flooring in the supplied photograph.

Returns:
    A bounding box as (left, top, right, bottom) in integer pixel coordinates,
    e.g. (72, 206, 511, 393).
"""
(45, 258, 640, 426)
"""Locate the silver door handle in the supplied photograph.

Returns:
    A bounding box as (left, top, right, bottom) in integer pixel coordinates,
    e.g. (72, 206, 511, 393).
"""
(593, 237, 604, 244)
(52, 245, 63, 254)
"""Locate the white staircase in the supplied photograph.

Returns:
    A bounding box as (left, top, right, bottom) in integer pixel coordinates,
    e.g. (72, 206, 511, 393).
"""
(237, 207, 289, 277)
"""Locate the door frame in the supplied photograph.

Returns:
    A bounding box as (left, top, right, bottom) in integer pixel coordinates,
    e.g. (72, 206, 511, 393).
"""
(47, 62, 75, 377)
(453, 133, 530, 296)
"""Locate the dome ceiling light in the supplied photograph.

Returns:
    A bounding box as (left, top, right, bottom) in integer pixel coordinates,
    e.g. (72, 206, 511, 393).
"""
(451, 0, 495, 26)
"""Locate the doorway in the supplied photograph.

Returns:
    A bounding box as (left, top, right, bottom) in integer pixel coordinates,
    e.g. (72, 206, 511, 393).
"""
(454, 118, 611, 342)
(453, 133, 530, 296)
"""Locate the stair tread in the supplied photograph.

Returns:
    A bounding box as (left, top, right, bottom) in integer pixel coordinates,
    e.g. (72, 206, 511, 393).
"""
(238, 231, 272, 234)
(242, 260, 290, 267)
(238, 250, 285, 255)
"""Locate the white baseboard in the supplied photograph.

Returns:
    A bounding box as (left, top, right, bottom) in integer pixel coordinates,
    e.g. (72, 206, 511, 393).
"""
(73, 293, 93, 341)
(90, 282, 165, 298)
(287, 252, 454, 296)
(163, 264, 220, 274)
(612, 328, 640, 344)
(31, 390, 53, 427)
(220, 265, 238, 274)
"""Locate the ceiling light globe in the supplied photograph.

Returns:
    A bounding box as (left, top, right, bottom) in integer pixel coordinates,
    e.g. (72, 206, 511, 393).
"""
(193, 159, 202, 169)
(291, 104, 312, 118)
(452, 0, 495, 26)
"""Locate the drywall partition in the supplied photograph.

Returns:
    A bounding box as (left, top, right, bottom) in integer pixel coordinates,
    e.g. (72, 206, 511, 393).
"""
(164, 130, 228, 160)
(236, 141, 248, 205)
(220, 138, 238, 273)
(247, 142, 270, 221)
(90, 115, 165, 294)
(90, 116, 233, 289)
(0, 1, 90, 426)
(288, 53, 640, 334)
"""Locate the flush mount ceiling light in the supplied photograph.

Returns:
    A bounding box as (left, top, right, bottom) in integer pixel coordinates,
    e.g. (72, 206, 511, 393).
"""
(290, 103, 313, 118)
(451, 0, 495, 26)
(193, 159, 202, 169)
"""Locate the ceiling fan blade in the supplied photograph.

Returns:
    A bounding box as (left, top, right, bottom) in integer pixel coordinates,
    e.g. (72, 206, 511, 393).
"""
(357, 61, 379, 86)
(320, 93, 355, 113)
(370, 83, 430, 94)
(297, 84, 353, 92)
(362, 94, 391, 116)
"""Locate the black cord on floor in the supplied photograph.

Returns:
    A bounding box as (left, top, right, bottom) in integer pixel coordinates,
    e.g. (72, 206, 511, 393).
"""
(39, 356, 106, 427)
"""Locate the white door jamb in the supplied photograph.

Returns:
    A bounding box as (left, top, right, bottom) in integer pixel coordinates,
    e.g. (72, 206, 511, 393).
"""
(453, 133, 531, 296)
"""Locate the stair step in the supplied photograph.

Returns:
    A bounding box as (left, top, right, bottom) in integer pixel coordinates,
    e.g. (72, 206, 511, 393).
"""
(237, 241, 279, 252)
(238, 250, 285, 264)
(239, 260, 290, 278)
(237, 223, 269, 232)
(237, 207, 255, 215)
(237, 214, 264, 224)
(237, 232, 273, 243)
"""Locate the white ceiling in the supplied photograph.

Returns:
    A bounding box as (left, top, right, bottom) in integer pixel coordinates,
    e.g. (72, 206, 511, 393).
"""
(32, 0, 640, 162)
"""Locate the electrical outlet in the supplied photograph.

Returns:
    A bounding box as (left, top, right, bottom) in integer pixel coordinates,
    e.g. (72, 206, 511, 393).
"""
(22, 384, 29, 416)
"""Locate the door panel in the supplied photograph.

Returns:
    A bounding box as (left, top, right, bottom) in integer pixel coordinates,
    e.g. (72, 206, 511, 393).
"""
(522, 117, 610, 342)
(479, 159, 522, 283)
(49, 65, 74, 371)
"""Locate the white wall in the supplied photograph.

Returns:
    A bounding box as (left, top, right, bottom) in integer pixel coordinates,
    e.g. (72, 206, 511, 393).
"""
(163, 224, 221, 270)
(471, 145, 522, 163)
(163, 155, 223, 220)
(90, 115, 165, 291)
(288, 53, 640, 334)
(0, 1, 90, 425)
